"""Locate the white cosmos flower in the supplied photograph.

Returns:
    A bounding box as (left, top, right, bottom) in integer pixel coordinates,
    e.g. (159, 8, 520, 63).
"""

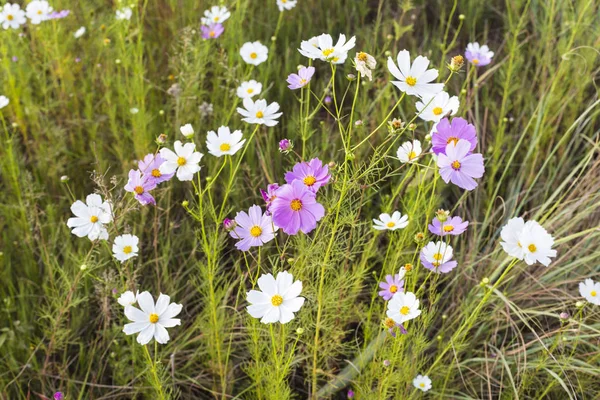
(26, 0, 53, 24)
(123, 292, 182, 345)
(386, 291, 421, 324)
(74, 26, 86, 38)
(422, 241, 453, 265)
(201, 5, 230, 24)
(373, 211, 409, 231)
(413, 375, 432, 392)
(66, 194, 113, 241)
(0, 95, 9, 109)
(159, 140, 203, 181)
(298, 33, 356, 64)
(237, 98, 282, 126)
(116, 7, 133, 21)
(180, 123, 194, 138)
(0, 3, 27, 30)
(579, 279, 600, 305)
(247, 271, 305, 324)
(206, 126, 246, 157)
(277, 0, 297, 11)
(354, 51, 377, 81)
(387, 50, 444, 97)
(416, 91, 460, 122)
(113, 234, 139, 263)
(397, 140, 422, 163)
(118, 290, 139, 307)
(240, 41, 269, 66)
(500, 217, 525, 259)
(500, 217, 557, 266)
(236, 80, 262, 99)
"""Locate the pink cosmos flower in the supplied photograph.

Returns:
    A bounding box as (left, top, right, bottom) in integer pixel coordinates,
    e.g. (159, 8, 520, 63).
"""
(378, 274, 404, 301)
(271, 180, 325, 235)
(431, 117, 477, 155)
(201, 23, 224, 39)
(437, 139, 484, 191)
(138, 153, 174, 185)
(287, 66, 315, 90)
(124, 169, 157, 205)
(230, 205, 278, 251)
(260, 183, 280, 215)
(284, 158, 330, 193)
(428, 216, 469, 236)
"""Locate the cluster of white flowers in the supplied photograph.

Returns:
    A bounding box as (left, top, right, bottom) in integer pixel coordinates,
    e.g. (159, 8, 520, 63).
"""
(0, 1, 55, 29)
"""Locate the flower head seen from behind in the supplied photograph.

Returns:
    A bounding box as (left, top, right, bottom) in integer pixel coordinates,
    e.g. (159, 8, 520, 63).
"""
(113, 234, 139, 263)
(247, 271, 305, 324)
(240, 41, 269, 65)
(284, 158, 330, 193)
(206, 126, 245, 157)
(397, 140, 422, 164)
(138, 153, 174, 185)
(201, 23, 224, 39)
(277, 0, 297, 11)
(379, 274, 404, 301)
(271, 180, 325, 235)
(67, 194, 112, 241)
(431, 117, 477, 156)
(123, 292, 182, 345)
(287, 66, 315, 90)
(260, 183, 280, 214)
(386, 291, 421, 324)
(159, 141, 203, 181)
(500, 217, 557, 266)
(298, 33, 356, 64)
(372, 211, 409, 231)
(420, 241, 457, 273)
(201, 5, 230, 24)
(416, 91, 460, 123)
(180, 123, 194, 138)
(116, 7, 133, 21)
(118, 290, 139, 307)
(428, 216, 469, 236)
(579, 279, 600, 305)
(465, 42, 494, 66)
(124, 169, 157, 206)
(236, 80, 262, 99)
(354, 52, 377, 81)
(230, 205, 278, 251)
(413, 375, 432, 392)
(437, 139, 484, 191)
(0, 95, 9, 109)
(0, 4, 26, 29)
(388, 50, 444, 97)
(26, 1, 53, 24)
(237, 98, 282, 126)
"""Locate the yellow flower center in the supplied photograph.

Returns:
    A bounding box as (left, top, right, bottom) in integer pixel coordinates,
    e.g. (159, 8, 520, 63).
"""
(255, 111, 264, 118)
(433, 107, 443, 115)
(390, 285, 398, 293)
(123, 245, 132, 254)
(331, 56, 340, 62)
(151, 169, 161, 177)
(443, 225, 454, 232)
(282, 0, 287, 3)
(472, 58, 480, 65)
(271, 294, 283, 306)
(433, 252, 444, 261)
(290, 199, 302, 211)
(384, 317, 395, 328)
(7, 14, 14, 21)
(451, 160, 461, 170)
(303, 175, 317, 186)
(149, 313, 159, 323)
(300, 78, 307, 85)
(408, 151, 417, 160)
(386, 222, 395, 228)
(209, 31, 215, 37)
(400, 306, 410, 315)
(322, 48, 334, 57)
(134, 186, 144, 194)
(220, 143, 231, 152)
(420, 383, 425, 388)
(213, 16, 220, 22)
(37, 10, 43, 15)
(406, 76, 417, 86)
(357, 52, 368, 62)
(591, 290, 597, 297)
(250, 52, 258, 59)
(177, 157, 187, 166)
(250, 226, 262, 237)
(247, 88, 254, 94)
(90, 215, 99, 223)
(528, 244, 537, 253)
(447, 136, 459, 145)
(404, 263, 413, 272)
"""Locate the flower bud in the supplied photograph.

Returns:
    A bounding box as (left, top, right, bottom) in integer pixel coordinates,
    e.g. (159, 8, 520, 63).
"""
(346, 73, 356, 81)
(354, 120, 363, 127)
(60, 175, 69, 183)
(559, 312, 569, 320)
(80, 264, 87, 271)
(408, 123, 417, 131)
(278, 139, 293, 153)
(449, 55, 464, 72)
(403, 263, 413, 272)
(414, 232, 425, 243)
(296, 327, 304, 335)
(436, 209, 450, 222)
(459, 14, 465, 20)
(480, 277, 490, 286)
(180, 123, 194, 139)
(156, 133, 167, 144)
(324, 95, 332, 105)
(575, 301, 584, 308)
(383, 359, 391, 367)
(223, 218, 236, 231)
(182, 200, 189, 207)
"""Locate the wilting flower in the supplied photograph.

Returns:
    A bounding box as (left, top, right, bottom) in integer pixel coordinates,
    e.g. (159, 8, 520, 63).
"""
(159, 141, 203, 181)
(277, 0, 297, 11)
(420, 241, 457, 273)
(428, 216, 469, 236)
(354, 52, 377, 81)
(240, 41, 269, 65)
(206, 126, 246, 157)
(118, 290, 139, 307)
(123, 292, 182, 345)
(416, 91, 460, 123)
(201, 5, 230, 24)
(113, 234, 139, 263)
(413, 375, 432, 392)
(284, 158, 330, 193)
(236, 80, 262, 99)
(499, 217, 556, 266)
(180, 123, 194, 138)
(74, 26, 86, 38)
(246, 271, 305, 324)
(437, 139, 484, 191)
(465, 42, 494, 66)
(201, 23, 224, 39)
(115, 7, 133, 21)
(287, 66, 315, 90)
(125, 169, 157, 206)
(260, 183, 280, 214)
(0, 95, 8, 109)
(278, 139, 293, 153)
(0, 3, 27, 29)
(383, 317, 407, 337)
(138, 153, 173, 185)
(230, 205, 278, 251)
(372, 211, 409, 231)
(396, 140, 422, 163)
(579, 279, 600, 305)
(387, 291, 421, 324)
(237, 98, 282, 126)
(298, 33, 356, 64)
(26, 1, 53, 24)
(387, 50, 444, 97)
(431, 117, 477, 155)
(271, 180, 325, 235)
(67, 194, 112, 241)
(378, 274, 404, 301)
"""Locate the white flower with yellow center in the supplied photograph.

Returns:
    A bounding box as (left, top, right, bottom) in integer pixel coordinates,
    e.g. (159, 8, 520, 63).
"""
(373, 211, 409, 231)
(237, 97, 282, 126)
(201, 5, 230, 24)
(416, 91, 460, 122)
(236, 80, 262, 99)
(247, 271, 305, 324)
(123, 292, 182, 345)
(387, 50, 444, 97)
(240, 41, 269, 66)
(579, 279, 600, 305)
(413, 375, 432, 392)
(66, 194, 113, 241)
(277, 0, 297, 11)
(421, 241, 453, 267)
(397, 140, 422, 163)
(117, 290, 139, 307)
(298, 33, 356, 64)
(206, 126, 246, 157)
(26, 0, 52, 24)
(159, 140, 203, 181)
(113, 234, 139, 263)
(500, 217, 556, 266)
(499, 217, 525, 259)
(386, 291, 421, 324)
(0, 3, 26, 30)
(354, 51, 377, 81)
